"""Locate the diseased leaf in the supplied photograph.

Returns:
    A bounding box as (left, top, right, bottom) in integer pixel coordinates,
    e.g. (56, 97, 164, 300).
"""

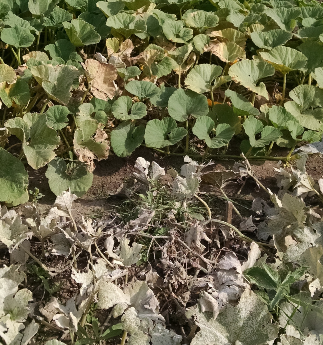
(0, 64, 16, 84)
(119, 238, 143, 266)
(207, 41, 246, 63)
(83, 59, 117, 100)
(6, 113, 60, 169)
(30, 64, 81, 105)
(187, 289, 278, 345)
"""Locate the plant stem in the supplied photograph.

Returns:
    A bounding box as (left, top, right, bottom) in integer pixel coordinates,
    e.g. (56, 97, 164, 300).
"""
(210, 89, 215, 110)
(20, 243, 53, 275)
(120, 331, 127, 345)
(281, 73, 287, 105)
(178, 66, 182, 89)
(40, 99, 49, 114)
(267, 141, 274, 155)
(250, 92, 256, 105)
(185, 120, 189, 153)
(194, 194, 211, 220)
(10, 46, 21, 66)
(204, 219, 273, 248)
(308, 74, 312, 85)
(60, 129, 71, 150)
(36, 32, 40, 51)
(152, 148, 297, 162)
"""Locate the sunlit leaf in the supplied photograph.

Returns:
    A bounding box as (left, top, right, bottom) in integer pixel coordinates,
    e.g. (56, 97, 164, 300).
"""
(192, 117, 234, 148)
(0, 148, 29, 206)
(125, 80, 160, 100)
(243, 116, 282, 147)
(250, 29, 292, 50)
(168, 89, 209, 122)
(63, 19, 101, 47)
(162, 19, 193, 43)
(260, 46, 307, 74)
(228, 59, 275, 99)
(112, 96, 147, 120)
(145, 117, 187, 148)
(31, 64, 81, 105)
(265, 7, 301, 32)
(1, 26, 34, 48)
(111, 121, 145, 157)
(183, 10, 218, 32)
(46, 158, 93, 197)
(185, 64, 223, 94)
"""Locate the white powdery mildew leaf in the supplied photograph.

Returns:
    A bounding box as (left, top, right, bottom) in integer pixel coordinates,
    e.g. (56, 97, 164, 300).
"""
(124, 280, 159, 316)
(3, 288, 33, 322)
(54, 190, 78, 213)
(97, 281, 129, 310)
(188, 288, 278, 345)
(21, 320, 39, 345)
(119, 238, 143, 266)
(52, 298, 83, 332)
(71, 268, 93, 296)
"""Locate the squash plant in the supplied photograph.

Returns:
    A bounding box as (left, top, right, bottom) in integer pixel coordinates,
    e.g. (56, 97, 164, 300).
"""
(1, 0, 323, 205)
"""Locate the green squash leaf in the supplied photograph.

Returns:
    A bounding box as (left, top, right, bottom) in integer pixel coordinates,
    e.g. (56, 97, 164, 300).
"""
(125, 80, 160, 100)
(192, 34, 210, 54)
(145, 117, 187, 148)
(43, 6, 73, 27)
(0, 64, 16, 84)
(192, 117, 234, 148)
(260, 46, 307, 74)
(8, 78, 30, 107)
(250, 29, 292, 50)
(63, 19, 101, 47)
(1, 26, 34, 48)
(6, 113, 60, 169)
(284, 85, 323, 131)
(111, 121, 145, 157)
(112, 96, 147, 120)
(168, 89, 209, 122)
(225, 90, 259, 116)
(183, 9, 218, 32)
(96, 1, 124, 17)
(264, 7, 301, 32)
(150, 84, 176, 108)
(106, 13, 147, 39)
(46, 158, 93, 197)
(185, 64, 223, 94)
(243, 116, 282, 147)
(117, 66, 141, 81)
(45, 105, 70, 130)
(228, 59, 275, 99)
(28, 0, 58, 16)
(45, 39, 80, 62)
(0, 148, 29, 205)
(298, 41, 323, 75)
(268, 105, 303, 139)
(314, 67, 323, 88)
(162, 19, 193, 43)
(30, 64, 81, 105)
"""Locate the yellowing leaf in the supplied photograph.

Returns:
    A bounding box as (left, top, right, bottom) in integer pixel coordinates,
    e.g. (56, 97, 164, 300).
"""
(82, 59, 118, 100)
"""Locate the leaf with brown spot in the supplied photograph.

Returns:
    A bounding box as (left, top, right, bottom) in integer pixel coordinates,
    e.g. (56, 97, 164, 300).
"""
(82, 59, 118, 100)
